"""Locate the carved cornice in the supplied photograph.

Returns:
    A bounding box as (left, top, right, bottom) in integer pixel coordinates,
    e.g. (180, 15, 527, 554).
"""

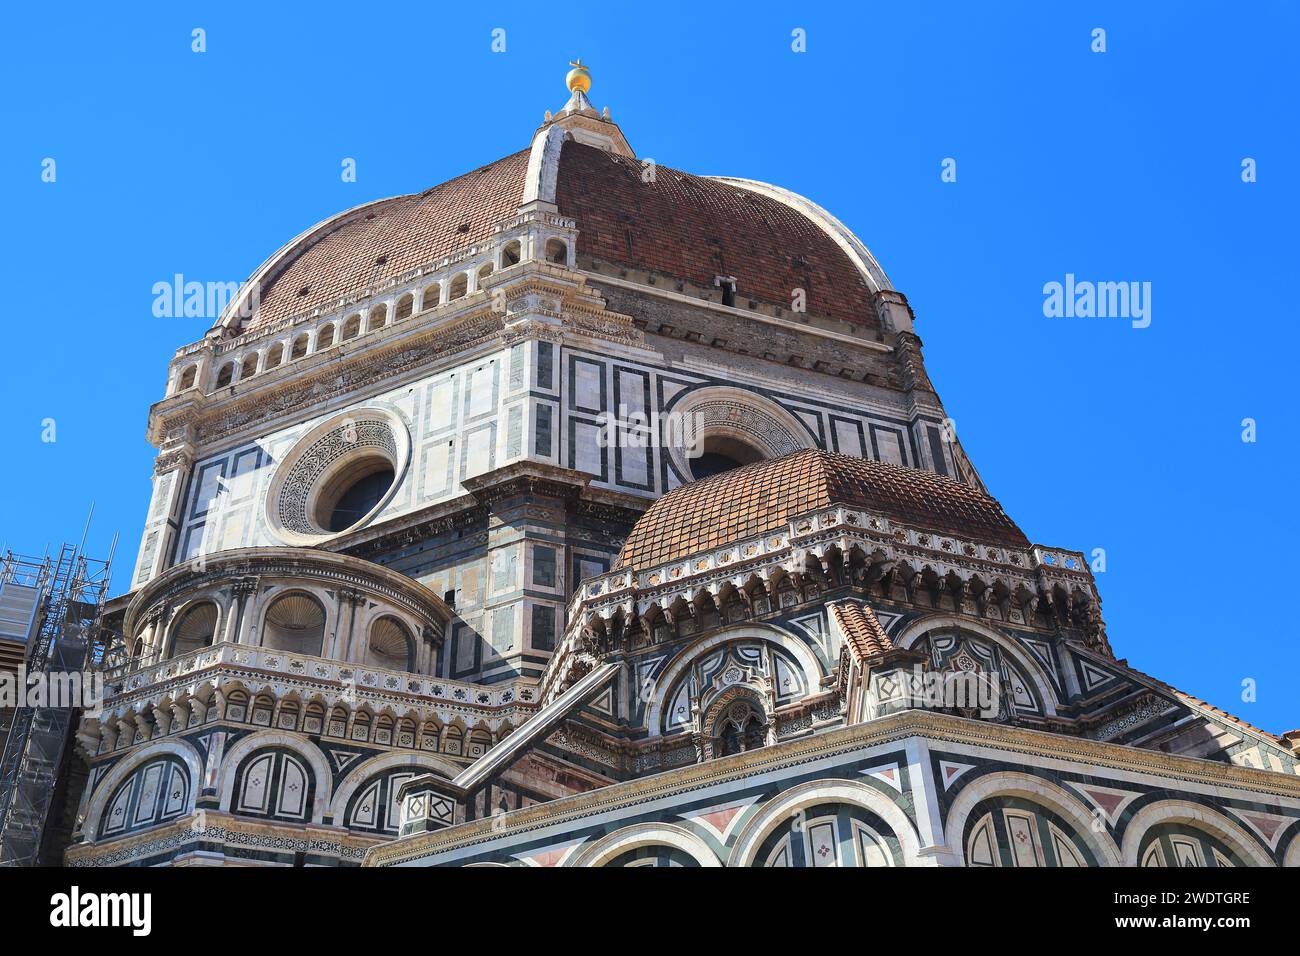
(188, 311, 505, 446)
(365, 708, 1300, 866)
(567, 504, 1097, 641)
(92, 642, 536, 735)
(124, 547, 452, 636)
(150, 283, 644, 453)
(152, 449, 193, 475)
(66, 811, 382, 867)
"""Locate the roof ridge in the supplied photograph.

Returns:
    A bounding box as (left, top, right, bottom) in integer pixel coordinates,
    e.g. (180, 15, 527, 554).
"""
(1080, 647, 1284, 745)
(830, 599, 895, 662)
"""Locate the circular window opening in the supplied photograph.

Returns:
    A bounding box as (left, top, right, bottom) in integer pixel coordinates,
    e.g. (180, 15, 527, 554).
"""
(266, 407, 410, 545)
(689, 435, 765, 480)
(316, 460, 396, 533)
(664, 386, 815, 485)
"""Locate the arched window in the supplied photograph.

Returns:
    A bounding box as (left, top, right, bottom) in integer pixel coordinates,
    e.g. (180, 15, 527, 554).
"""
(98, 756, 191, 838)
(964, 798, 1093, 867)
(215, 362, 236, 389)
(364, 616, 413, 671)
(421, 283, 441, 311)
(265, 342, 284, 369)
(443, 725, 464, 756)
(290, 334, 308, 360)
(240, 353, 258, 380)
(661, 639, 808, 736)
(367, 304, 388, 331)
(327, 705, 348, 737)
(477, 262, 494, 285)
(756, 803, 899, 867)
(315, 457, 396, 534)
(397, 718, 417, 748)
(666, 386, 814, 483)
(179, 366, 197, 390)
(341, 314, 361, 340)
(316, 324, 334, 350)
(467, 729, 492, 758)
(501, 240, 521, 267)
(346, 768, 423, 834)
(712, 695, 768, 757)
(232, 748, 312, 822)
(351, 710, 372, 742)
(261, 592, 326, 657)
(1139, 824, 1242, 868)
(448, 273, 468, 300)
(169, 602, 218, 658)
(251, 693, 275, 726)
(276, 698, 300, 731)
(689, 434, 766, 480)
(394, 294, 414, 322)
(224, 689, 250, 722)
(545, 238, 568, 264)
(419, 722, 440, 751)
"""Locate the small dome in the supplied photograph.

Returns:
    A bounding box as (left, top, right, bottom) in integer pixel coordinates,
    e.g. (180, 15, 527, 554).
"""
(615, 449, 1028, 572)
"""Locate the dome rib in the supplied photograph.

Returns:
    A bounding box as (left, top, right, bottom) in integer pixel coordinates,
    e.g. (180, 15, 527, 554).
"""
(614, 449, 1029, 572)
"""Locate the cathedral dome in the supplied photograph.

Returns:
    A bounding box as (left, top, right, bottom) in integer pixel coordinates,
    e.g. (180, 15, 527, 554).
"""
(224, 111, 893, 335)
(553, 141, 884, 327)
(615, 448, 1029, 572)
(236, 148, 533, 332)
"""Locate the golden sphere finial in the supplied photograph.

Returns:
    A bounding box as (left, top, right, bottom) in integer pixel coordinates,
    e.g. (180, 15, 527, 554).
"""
(566, 58, 592, 95)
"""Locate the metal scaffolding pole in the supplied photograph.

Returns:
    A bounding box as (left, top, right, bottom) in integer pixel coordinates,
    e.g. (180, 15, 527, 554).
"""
(0, 542, 112, 866)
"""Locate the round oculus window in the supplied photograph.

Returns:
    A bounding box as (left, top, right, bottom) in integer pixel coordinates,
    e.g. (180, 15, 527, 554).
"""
(666, 386, 814, 483)
(265, 407, 410, 545)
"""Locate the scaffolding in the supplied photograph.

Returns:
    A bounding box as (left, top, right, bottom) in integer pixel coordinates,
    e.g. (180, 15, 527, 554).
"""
(0, 541, 113, 866)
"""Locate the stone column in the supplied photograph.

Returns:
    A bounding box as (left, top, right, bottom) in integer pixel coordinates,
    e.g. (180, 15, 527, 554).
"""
(139, 604, 166, 662)
(228, 576, 260, 644)
(339, 588, 366, 662)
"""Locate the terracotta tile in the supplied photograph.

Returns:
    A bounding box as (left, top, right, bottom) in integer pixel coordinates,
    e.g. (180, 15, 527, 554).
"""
(616, 448, 1029, 571)
(244, 148, 532, 330)
(831, 601, 893, 661)
(555, 142, 879, 328)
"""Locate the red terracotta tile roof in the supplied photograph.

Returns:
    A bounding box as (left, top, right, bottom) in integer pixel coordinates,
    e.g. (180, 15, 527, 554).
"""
(242, 148, 532, 331)
(831, 601, 893, 662)
(554, 141, 880, 328)
(615, 448, 1028, 572)
(236, 139, 881, 335)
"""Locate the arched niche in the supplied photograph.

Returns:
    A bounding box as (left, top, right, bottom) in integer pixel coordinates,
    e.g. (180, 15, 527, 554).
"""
(664, 386, 816, 483)
(261, 591, 327, 657)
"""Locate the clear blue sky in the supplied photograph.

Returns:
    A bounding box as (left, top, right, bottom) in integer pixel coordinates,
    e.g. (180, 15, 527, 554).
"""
(1, 2, 1295, 731)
